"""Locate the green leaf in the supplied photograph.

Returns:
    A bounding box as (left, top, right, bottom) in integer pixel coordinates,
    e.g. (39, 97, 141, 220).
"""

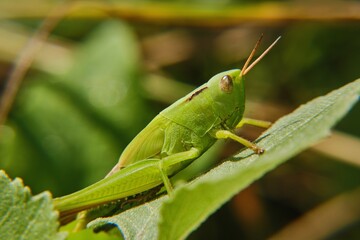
(89, 198, 166, 240)
(90, 79, 360, 239)
(0, 170, 66, 240)
(1, 21, 149, 194)
(65, 228, 120, 240)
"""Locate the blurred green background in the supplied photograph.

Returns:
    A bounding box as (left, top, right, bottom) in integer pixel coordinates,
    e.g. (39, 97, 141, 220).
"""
(0, 0, 359, 239)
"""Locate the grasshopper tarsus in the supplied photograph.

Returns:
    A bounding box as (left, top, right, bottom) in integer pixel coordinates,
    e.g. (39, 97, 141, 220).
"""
(256, 148, 265, 155)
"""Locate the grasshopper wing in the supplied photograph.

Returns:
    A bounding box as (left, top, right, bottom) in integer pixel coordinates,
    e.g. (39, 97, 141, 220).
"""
(107, 115, 168, 176)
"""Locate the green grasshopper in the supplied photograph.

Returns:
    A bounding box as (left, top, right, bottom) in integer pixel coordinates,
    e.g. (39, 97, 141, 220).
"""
(54, 36, 280, 227)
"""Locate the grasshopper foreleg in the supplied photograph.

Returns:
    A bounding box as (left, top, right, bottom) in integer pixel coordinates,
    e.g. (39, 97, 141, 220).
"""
(236, 117, 272, 129)
(215, 130, 264, 154)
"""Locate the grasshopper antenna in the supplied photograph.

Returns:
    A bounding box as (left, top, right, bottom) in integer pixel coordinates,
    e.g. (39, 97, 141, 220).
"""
(240, 34, 263, 77)
(241, 35, 281, 76)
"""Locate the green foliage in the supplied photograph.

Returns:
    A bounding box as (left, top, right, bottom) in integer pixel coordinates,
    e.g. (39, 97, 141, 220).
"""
(1, 7, 359, 239)
(65, 228, 120, 240)
(4, 77, 358, 240)
(0, 170, 66, 240)
(1, 21, 151, 195)
(88, 79, 360, 239)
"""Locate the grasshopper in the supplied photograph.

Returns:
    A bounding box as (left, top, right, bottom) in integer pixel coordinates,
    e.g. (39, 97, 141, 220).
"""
(54, 35, 280, 227)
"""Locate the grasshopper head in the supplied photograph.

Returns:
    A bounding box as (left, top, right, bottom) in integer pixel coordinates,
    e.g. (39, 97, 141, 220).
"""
(207, 36, 280, 129)
(207, 69, 245, 129)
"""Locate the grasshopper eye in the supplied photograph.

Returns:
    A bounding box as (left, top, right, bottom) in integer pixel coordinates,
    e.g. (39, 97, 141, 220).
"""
(220, 75, 233, 93)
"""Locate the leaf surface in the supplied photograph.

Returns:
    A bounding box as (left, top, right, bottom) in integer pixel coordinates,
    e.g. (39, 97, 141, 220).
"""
(0, 170, 66, 240)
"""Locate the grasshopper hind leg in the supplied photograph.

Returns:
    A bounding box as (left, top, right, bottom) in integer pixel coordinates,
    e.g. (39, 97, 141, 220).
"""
(158, 147, 201, 196)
